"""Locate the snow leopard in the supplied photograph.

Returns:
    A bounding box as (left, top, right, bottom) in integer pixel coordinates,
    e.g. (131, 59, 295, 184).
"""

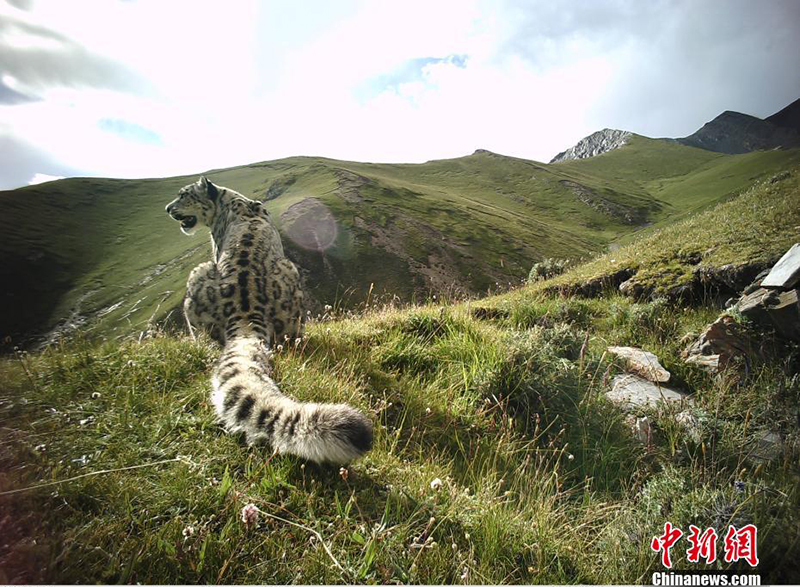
(166, 177, 373, 463)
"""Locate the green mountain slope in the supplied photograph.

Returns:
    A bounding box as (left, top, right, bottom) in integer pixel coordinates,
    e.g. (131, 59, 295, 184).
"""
(2, 141, 798, 345)
(2, 166, 799, 583)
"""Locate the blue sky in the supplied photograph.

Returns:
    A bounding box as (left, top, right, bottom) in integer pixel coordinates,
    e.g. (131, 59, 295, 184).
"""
(0, 0, 799, 189)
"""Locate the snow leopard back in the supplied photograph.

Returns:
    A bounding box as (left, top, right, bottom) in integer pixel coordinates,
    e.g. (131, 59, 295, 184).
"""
(167, 177, 373, 463)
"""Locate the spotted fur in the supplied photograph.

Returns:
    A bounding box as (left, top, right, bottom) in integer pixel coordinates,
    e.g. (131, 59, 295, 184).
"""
(166, 177, 373, 463)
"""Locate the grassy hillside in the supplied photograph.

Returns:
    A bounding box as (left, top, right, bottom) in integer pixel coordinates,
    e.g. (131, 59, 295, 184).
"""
(1, 166, 799, 583)
(3, 141, 798, 347)
(528, 165, 800, 300)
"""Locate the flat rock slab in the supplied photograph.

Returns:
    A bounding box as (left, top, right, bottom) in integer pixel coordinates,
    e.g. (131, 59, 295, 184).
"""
(607, 346, 670, 382)
(761, 243, 800, 289)
(606, 374, 692, 410)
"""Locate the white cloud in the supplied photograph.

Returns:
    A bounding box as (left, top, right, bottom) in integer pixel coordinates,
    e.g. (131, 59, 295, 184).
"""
(0, 0, 798, 188)
(28, 172, 64, 185)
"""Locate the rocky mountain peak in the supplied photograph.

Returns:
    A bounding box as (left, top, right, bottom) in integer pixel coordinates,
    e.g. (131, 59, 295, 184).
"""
(677, 109, 800, 154)
(550, 128, 632, 163)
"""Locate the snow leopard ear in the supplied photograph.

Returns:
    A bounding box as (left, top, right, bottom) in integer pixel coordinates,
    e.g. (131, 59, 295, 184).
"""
(199, 176, 218, 201)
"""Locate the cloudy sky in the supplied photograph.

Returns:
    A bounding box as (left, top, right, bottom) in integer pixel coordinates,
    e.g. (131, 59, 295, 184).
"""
(1, 0, 799, 189)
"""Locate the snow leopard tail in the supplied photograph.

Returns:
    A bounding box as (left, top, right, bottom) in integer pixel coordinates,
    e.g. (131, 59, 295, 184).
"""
(210, 336, 373, 464)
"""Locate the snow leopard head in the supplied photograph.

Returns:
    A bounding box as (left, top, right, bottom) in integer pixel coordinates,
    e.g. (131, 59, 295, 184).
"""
(165, 176, 220, 235)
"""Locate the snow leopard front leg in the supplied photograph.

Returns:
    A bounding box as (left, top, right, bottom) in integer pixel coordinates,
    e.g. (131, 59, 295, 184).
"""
(184, 261, 223, 343)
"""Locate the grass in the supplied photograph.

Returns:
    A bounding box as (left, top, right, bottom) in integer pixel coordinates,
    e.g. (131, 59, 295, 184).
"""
(524, 164, 800, 299)
(2, 283, 799, 580)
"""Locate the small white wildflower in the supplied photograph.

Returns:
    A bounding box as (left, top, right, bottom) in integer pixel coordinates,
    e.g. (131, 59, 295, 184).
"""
(241, 503, 259, 527)
(324, 304, 332, 311)
(430, 478, 443, 491)
(425, 407, 432, 416)
(91, 392, 101, 399)
(567, 453, 574, 461)
(460, 568, 469, 581)
(276, 344, 283, 352)
(339, 467, 349, 481)
(34, 443, 46, 452)
(294, 337, 302, 346)
(182, 525, 194, 538)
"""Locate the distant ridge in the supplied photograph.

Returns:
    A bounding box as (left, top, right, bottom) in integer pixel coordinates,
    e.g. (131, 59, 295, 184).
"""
(551, 96, 800, 162)
(677, 110, 800, 154)
(766, 97, 800, 133)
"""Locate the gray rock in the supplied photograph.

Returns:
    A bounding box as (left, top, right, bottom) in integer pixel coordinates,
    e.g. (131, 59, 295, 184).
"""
(734, 287, 800, 342)
(606, 374, 692, 410)
(608, 346, 670, 382)
(550, 129, 632, 163)
(682, 315, 752, 373)
(746, 430, 782, 464)
(761, 243, 800, 290)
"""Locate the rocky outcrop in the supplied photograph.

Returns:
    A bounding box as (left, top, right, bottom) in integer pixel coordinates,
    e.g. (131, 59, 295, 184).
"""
(735, 287, 800, 342)
(550, 129, 632, 163)
(677, 110, 800, 154)
(682, 315, 754, 372)
(558, 180, 645, 224)
(682, 243, 800, 372)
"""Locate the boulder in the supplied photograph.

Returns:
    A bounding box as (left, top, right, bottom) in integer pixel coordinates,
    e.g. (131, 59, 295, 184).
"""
(607, 346, 670, 382)
(734, 287, 800, 342)
(682, 315, 752, 373)
(761, 243, 800, 290)
(606, 374, 692, 410)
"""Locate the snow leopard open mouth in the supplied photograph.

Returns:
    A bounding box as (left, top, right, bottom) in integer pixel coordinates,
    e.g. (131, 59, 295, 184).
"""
(176, 215, 197, 229)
